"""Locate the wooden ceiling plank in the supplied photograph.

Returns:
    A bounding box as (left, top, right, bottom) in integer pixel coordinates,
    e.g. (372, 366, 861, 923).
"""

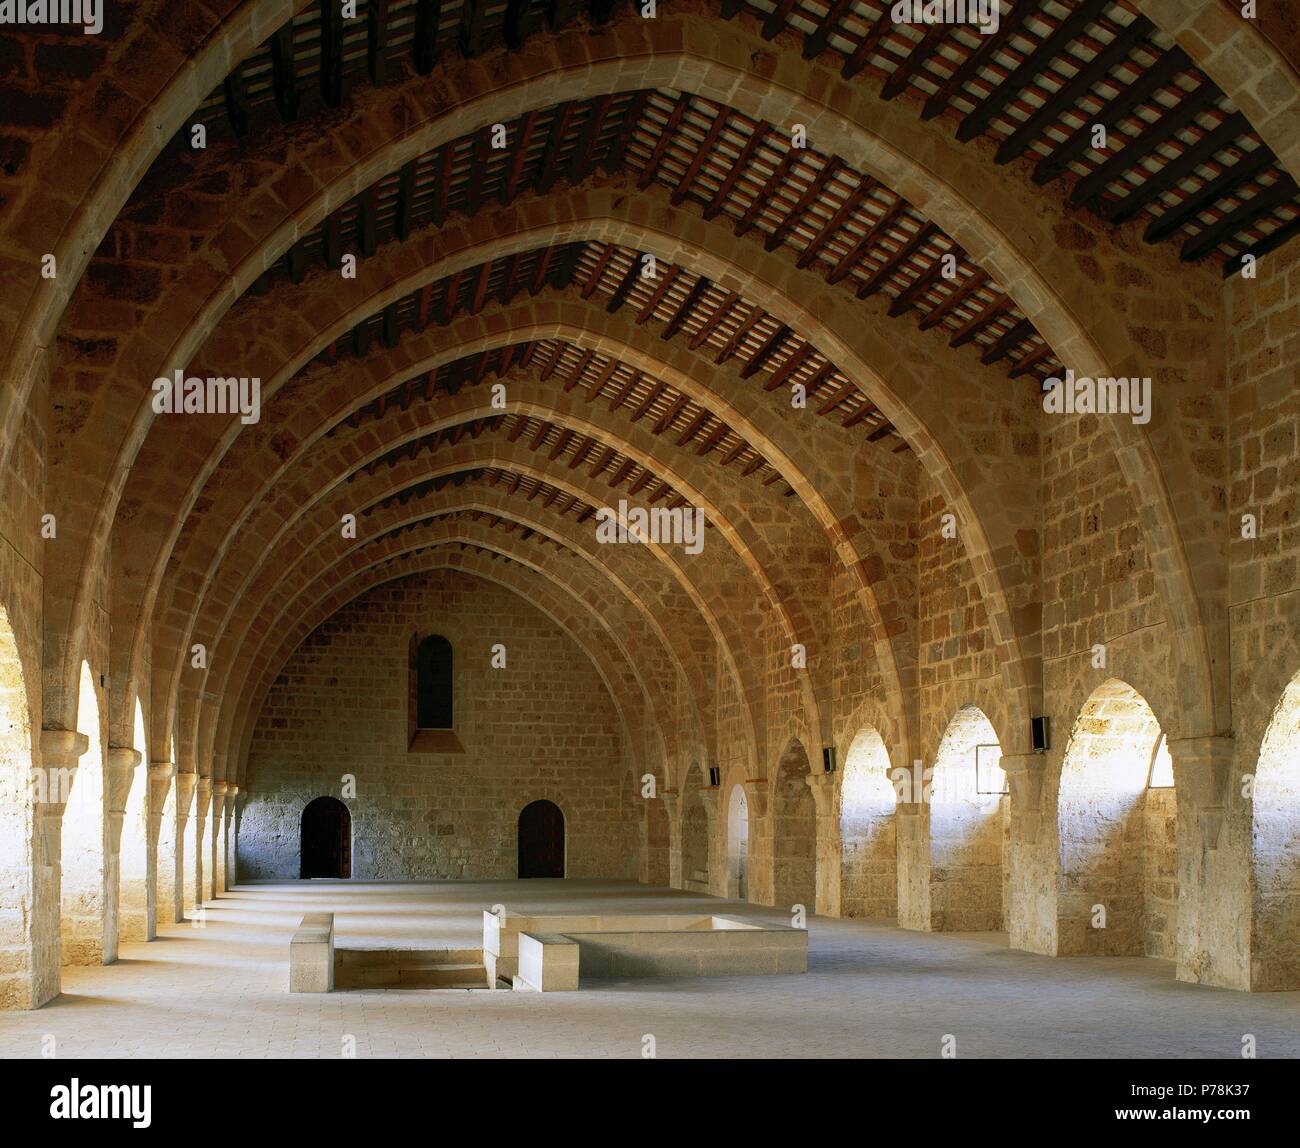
(856, 221, 940, 299)
(1181, 176, 1300, 262)
(996, 13, 1154, 164)
(661, 274, 712, 341)
(826, 198, 906, 285)
(739, 323, 792, 379)
(880, 23, 949, 101)
(1103, 111, 1250, 226)
(840, 3, 896, 81)
(1032, 46, 1190, 186)
(703, 126, 769, 221)
(1069, 81, 1224, 208)
(671, 110, 730, 206)
(765, 156, 845, 252)
(637, 93, 693, 190)
(921, 2, 1034, 121)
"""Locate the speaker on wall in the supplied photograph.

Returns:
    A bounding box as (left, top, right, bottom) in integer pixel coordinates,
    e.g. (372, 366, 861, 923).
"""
(708, 766, 721, 787)
(822, 746, 837, 773)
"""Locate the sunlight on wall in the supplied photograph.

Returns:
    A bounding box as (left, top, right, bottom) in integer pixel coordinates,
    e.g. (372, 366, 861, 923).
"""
(840, 727, 896, 919)
(930, 706, 1006, 931)
(1252, 672, 1300, 990)
(62, 662, 106, 965)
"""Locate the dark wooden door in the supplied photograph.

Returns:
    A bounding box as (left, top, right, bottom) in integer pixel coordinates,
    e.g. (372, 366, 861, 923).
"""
(518, 800, 565, 878)
(301, 797, 351, 878)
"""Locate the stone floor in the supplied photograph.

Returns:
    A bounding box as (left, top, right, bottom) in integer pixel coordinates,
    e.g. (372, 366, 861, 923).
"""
(3, 879, 1297, 1059)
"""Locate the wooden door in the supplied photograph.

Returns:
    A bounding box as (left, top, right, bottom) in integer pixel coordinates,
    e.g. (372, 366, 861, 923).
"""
(518, 800, 565, 878)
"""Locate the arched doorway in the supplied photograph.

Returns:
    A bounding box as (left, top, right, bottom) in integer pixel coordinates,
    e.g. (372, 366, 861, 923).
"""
(1251, 670, 1300, 990)
(300, 797, 351, 879)
(518, 799, 565, 878)
(772, 739, 817, 913)
(1056, 679, 1175, 958)
(929, 706, 1007, 932)
(727, 783, 749, 900)
(840, 727, 897, 919)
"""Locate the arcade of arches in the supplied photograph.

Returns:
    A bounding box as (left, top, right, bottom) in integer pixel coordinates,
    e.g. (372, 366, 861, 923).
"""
(1, 0, 1299, 1056)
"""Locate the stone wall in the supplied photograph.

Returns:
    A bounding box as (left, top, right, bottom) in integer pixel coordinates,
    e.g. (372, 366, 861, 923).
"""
(239, 569, 634, 882)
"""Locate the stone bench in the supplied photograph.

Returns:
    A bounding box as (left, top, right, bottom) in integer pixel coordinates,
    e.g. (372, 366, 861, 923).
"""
(289, 912, 335, 993)
(515, 932, 580, 992)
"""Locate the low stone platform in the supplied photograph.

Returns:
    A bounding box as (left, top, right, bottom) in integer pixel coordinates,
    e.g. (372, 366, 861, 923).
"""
(486, 910, 807, 989)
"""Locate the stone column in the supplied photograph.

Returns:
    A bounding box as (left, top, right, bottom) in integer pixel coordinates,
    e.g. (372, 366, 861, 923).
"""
(660, 789, 681, 889)
(1168, 734, 1247, 988)
(174, 772, 197, 920)
(805, 772, 840, 918)
(194, 777, 212, 905)
(741, 778, 773, 907)
(698, 784, 722, 896)
(226, 785, 241, 889)
(211, 781, 228, 895)
(34, 731, 87, 1003)
(148, 761, 175, 931)
(104, 746, 141, 961)
(999, 752, 1050, 954)
(893, 759, 930, 931)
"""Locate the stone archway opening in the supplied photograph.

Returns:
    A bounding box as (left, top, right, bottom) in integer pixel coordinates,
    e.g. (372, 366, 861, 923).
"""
(840, 727, 897, 920)
(726, 783, 749, 900)
(772, 739, 816, 914)
(517, 799, 564, 879)
(0, 606, 34, 1008)
(1251, 670, 1300, 990)
(119, 699, 150, 942)
(929, 706, 1007, 932)
(301, 796, 353, 879)
(1056, 679, 1176, 958)
(62, 661, 108, 966)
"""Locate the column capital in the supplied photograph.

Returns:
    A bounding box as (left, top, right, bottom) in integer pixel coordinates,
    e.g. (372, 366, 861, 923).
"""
(196, 776, 213, 793)
(39, 728, 88, 766)
(212, 780, 229, 796)
(148, 760, 174, 780)
(107, 746, 142, 770)
(804, 771, 836, 816)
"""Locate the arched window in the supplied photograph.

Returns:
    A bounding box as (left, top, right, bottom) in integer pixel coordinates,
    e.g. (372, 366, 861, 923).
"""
(416, 634, 453, 729)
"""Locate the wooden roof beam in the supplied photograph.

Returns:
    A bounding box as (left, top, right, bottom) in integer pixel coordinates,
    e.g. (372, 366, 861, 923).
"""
(269, 20, 299, 122)
(661, 275, 711, 341)
(320, 0, 345, 109)
(995, 13, 1154, 165)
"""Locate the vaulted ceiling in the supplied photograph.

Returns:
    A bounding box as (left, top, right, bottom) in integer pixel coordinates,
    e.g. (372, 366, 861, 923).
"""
(18, 0, 1298, 780)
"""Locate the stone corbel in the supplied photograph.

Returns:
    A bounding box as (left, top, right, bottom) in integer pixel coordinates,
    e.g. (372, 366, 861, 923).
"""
(195, 775, 213, 820)
(212, 779, 229, 820)
(1168, 735, 1234, 851)
(106, 746, 141, 812)
(173, 771, 197, 821)
(35, 730, 90, 860)
(804, 771, 837, 817)
(1000, 752, 1045, 845)
(147, 760, 174, 820)
(658, 787, 681, 827)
